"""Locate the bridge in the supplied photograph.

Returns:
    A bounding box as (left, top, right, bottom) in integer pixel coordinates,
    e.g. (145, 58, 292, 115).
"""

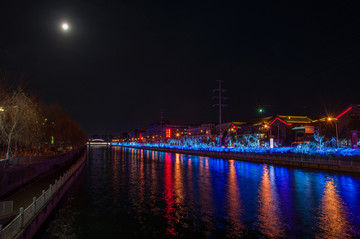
(86, 139, 110, 146)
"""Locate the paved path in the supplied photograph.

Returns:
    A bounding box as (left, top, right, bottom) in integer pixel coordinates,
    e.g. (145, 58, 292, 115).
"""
(1, 162, 73, 221)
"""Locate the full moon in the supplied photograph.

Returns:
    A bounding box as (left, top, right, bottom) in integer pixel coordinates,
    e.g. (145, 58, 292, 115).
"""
(62, 23, 69, 31)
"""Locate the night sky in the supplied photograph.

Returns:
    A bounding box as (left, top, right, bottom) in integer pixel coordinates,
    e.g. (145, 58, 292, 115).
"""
(1, 1, 360, 136)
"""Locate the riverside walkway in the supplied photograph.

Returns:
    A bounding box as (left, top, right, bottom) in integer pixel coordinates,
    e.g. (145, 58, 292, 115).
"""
(0, 149, 86, 239)
(1, 158, 76, 221)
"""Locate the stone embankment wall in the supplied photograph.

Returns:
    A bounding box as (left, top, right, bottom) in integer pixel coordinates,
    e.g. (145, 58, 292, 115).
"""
(123, 146, 360, 174)
(0, 147, 86, 199)
(0, 150, 87, 239)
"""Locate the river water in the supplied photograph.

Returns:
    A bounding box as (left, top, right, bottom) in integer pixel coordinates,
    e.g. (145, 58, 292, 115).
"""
(36, 146, 360, 238)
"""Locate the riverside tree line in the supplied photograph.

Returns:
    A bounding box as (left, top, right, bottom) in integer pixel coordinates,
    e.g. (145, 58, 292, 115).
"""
(0, 80, 87, 159)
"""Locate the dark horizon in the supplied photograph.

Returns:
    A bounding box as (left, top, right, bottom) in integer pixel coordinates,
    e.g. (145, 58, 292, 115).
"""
(1, 1, 360, 136)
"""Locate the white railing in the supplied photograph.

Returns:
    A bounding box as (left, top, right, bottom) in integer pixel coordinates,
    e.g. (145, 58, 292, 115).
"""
(0, 201, 13, 217)
(0, 154, 85, 239)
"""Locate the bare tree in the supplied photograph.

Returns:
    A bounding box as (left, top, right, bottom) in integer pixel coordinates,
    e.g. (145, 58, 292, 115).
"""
(0, 89, 42, 158)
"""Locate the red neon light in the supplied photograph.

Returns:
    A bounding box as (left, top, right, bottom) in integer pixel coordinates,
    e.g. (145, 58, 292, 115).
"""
(231, 123, 239, 129)
(269, 117, 292, 126)
(166, 128, 171, 138)
(164, 153, 176, 235)
(139, 133, 142, 141)
(336, 106, 352, 119)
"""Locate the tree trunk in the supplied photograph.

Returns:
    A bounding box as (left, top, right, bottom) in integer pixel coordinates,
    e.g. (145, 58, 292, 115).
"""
(6, 133, 12, 159)
(6, 122, 17, 159)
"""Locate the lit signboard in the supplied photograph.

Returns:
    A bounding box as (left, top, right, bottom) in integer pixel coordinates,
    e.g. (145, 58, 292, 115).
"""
(166, 128, 171, 138)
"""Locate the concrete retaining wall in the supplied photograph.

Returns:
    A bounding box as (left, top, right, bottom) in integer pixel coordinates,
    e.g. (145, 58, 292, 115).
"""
(13, 151, 86, 239)
(0, 147, 86, 199)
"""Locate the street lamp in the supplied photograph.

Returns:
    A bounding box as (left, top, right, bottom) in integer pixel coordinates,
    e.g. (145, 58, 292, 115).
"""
(327, 117, 339, 147)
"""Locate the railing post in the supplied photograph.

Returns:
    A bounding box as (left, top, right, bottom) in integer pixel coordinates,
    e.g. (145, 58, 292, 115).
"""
(42, 190, 45, 201)
(49, 184, 52, 196)
(0, 224, 2, 239)
(33, 197, 36, 214)
(20, 207, 24, 228)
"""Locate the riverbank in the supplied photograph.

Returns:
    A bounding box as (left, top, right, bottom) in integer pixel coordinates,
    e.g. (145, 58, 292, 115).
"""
(120, 145, 360, 174)
(0, 149, 86, 239)
(0, 147, 86, 199)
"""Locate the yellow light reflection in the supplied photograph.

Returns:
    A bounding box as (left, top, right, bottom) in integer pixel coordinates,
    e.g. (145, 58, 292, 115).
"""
(174, 154, 184, 204)
(226, 160, 244, 237)
(198, 157, 214, 228)
(257, 166, 285, 238)
(317, 179, 353, 238)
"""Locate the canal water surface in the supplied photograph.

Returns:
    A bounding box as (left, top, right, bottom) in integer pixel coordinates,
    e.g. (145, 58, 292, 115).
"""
(37, 146, 360, 238)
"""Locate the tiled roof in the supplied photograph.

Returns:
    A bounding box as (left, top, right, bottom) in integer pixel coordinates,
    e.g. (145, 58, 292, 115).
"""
(277, 115, 313, 124)
(231, 122, 246, 128)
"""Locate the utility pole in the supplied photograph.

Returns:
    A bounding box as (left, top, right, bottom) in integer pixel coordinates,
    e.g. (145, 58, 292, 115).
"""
(212, 80, 227, 147)
(160, 109, 164, 143)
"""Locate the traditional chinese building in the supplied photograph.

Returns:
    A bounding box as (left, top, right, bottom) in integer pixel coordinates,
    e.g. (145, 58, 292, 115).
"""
(334, 105, 360, 148)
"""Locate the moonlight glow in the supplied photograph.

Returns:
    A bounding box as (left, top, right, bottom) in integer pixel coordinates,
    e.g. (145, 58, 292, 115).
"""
(62, 23, 69, 31)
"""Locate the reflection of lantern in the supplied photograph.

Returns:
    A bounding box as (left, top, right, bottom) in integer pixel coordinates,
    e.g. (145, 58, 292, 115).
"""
(166, 128, 171, 138)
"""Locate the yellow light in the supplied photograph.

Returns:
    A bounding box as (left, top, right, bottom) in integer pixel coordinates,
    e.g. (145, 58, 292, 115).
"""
(264, 125, 268, 128)
(328, 117, 332, 121)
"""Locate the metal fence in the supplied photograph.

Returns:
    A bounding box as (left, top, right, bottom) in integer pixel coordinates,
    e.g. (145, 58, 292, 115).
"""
(0, 155, 84, 239)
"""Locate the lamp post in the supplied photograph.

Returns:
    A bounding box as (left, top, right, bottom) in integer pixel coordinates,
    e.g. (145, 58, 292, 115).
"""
(327, 117, 339, 147)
